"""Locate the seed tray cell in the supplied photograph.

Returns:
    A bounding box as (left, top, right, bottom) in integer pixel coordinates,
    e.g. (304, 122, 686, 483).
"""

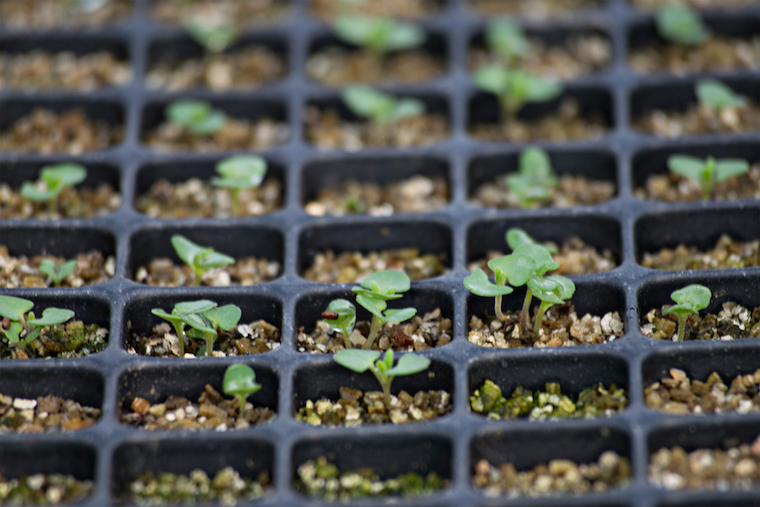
(1, 1, 760, 506)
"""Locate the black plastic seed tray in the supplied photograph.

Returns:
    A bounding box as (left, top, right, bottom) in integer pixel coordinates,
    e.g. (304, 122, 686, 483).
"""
(1, 0, 760, 506)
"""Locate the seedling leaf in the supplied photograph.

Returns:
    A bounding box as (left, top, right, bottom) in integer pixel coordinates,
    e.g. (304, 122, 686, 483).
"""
(486, 19, 529, 61)
(0, 296, 34, 322)
(323, 299, 357, 335)
(174, 300, 218, 316)
(489, 254, 536, 287)
(333, 15, 425, 54)
(360, 270, 411, 295)
(696, 79, 748, 110)
(506, 228, 557, 254)
(385, 353, 430, 376)
(668, 154, 706, 181)
(355, 293, 387, 319)
(167, 100, 211, 127)
(512, 244, 558, 275)
(212, 155, 267, 189)
(464, 269, 514, 297)
(223, 364, 261, 398)
(656, 4, 710, 45)
(185, 21, 238, 53)
(28, 308, 75, 327)
(715, 159, 750, 182)
(333, 349, 380, 373)
(203, 304, 241, 331)
(39, 259, 77, 285)
(380, 307, 417, 324)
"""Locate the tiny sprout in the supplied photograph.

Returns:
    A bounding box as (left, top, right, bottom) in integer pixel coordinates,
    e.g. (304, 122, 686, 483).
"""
(473, 65, 563, 121)
(696, 79, 748, 112)
(185, 20, 238, 54)
(506, 147, 559, 208)
(656, 4, 710, 46)
(333, 15, 425, 57)
(322, 299, 357, 349)
(485, 19, 529, 65)
(506, 228, 557, 254)
(333, 348, 430, 406)
(185, 304, 242, 357)
(151, 299, 217, 357)
(170, 234, 235, 286)
(662, 284, 711, 342)
(527, 274, 575, 335)
(0, 296, 74, 353)
(166, 99, 228, 136)
(39, 258, 77, 287)
(342, 85, 425, 127)
(668, 154, 749, 201)
(211, 155, 268, 217)
(20, 163, 87, 215)
(223, 364, 261, 412)
(351, 270, 417, 350)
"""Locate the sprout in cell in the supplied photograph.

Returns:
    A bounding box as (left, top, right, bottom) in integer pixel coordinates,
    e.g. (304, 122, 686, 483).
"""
(0, 296, 74, 353)
(151, 299, 217, 357)
(342, 85, 425, 130)
(695, 79, 748, 112)
(655, 4, 710, 46)
(223, 364, 262, 413)
(662, 284, 711, 342)
(527, 274, 575, 335)
(506, 147, 559, 208)
(333, 15, 425, 58)
(39, 258, 78, 287)
(667, 154, 750, 201)
(351, 270, 417, 350)
(185, 19, 239, 55)
(485, 19, 530, 66)
(211, 155, 268, 217)
(185, 304, 242, 357)
(473, 64, 563, 123)
(20, 163, 87, 216)
(170, 234, 235, 286)
(333, 348, 430, 406)
(321, 299, 357, 349)
(166, 99, 228, 136)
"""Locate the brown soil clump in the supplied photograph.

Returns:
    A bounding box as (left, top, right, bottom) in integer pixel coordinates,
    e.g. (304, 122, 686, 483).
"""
(310, 0, 441, 19)
(0, 0, 131, 28)
(469, 237, 617, 277)
(640, 234, 760, 270)
(0, 108, 123, 154)
(305, 107, 448, 150)
(0, 321, 108, 360)
(297, 386, 452, 426)
(121, 384, 274, 431)
(0, 51, 132, 90)
(631, 0, 757, 9)
(640, 301, 760, 342)
(646, 368, 760, 415)
(150, 0, 287, 27)
(473, 451, 632, 497)
(0, 246, 115, 288)
(306, 49, 444, 86)
(303, 249, 446, 283)
(144, 117, 289, 152)
(136, 177, 281, 218)
(470, 99, 608, 143)
(305, 176, 448, 217)
(127, 321, 280, 358)
(649, 436, 760, 491)
(135, 256, 280, 287)
(468, 304, 625, 349)
(629, 36, 760, 75)
(633, 102, 760, 137)
(636, 164, 760, 202)
(298, 307, 452, 353)
(146, 47, 286, 91)
(0, 182, 121, 219)
(0, 393, 100, 433)
(469, 0, 604, 17)
(471, 173, 615, 208)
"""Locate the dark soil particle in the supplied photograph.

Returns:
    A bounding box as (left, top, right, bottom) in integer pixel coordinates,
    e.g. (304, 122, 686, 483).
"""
(303, 249, 447, 283)
(640, 302, 760, 342)
(0, 321, 108, 360)
(0, 183, 121, 220)
(121, 384, 274, 431)
(0, 50, 132, 90)
(640, 234, 760, 271)
(0, 246, 115, 288)
(645, 368, 760, 415)
(0, 473, 94, 505)
(633, 102, 760, 138)
(0, 393, 100, 433)
(128, 321, 280, 358)
(471, 173, 615, 209)
(469, 0, 605, 17)
(636, 164, 760, 202)
(144, 117, 289, 153)
(296, 456, 447, 501)
(0, 0, 131, 28)
(296, 386, 452, 426)
(0, 108, 124, 154)
(470, 380, 627, 420)
(310, 0, 441, 20)
(150, 0, 287, 27)
(135, 256, 280, 287)
(628, 35, 760, 75)
(298, 308, 452, 353)
(306, 49, 445, 86)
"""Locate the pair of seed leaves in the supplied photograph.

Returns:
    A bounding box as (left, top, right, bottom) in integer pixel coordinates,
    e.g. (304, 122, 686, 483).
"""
(662, 284, 711, 319)
(166, 100, 228, 135)
(0, 296, 74, 344)
(333, 15, 425, 56)
(506, 147, 559, 207)
(20, 164, 86, 203)
(171, 235, 235, 276)
(342, 86, 425, 126)
(152, 299, 241, 340)
(334, 348, 430, 381)
(668, 154, 749, 199)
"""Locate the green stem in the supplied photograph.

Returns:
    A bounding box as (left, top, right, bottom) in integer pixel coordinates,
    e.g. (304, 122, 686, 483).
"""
(676, 315, 687, 342)
(193, 267, 203, 286)
(204, 331, 215, 357)
(172, 323, 185, 357)
(236, 394, 247, 414)
(495, 294, 506, 322)
(48, 198, 55, 216)
(533, 301, 553, 336)
(341, 326, 352, 349)
(371, 368, 392, 407)
(231, 188, 240, 217)
(363, 315, 383, 350)
(520, 290, 532, 334)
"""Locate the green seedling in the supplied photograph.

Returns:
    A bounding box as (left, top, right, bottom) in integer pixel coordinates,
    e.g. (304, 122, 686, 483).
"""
(166, 99, 228, 136)
(526, 274, 575, 335)
(151, 299, 217, 356)
(506, 228, 557, 254)
(485, 19, 530, 65)
(39, 258, 77, 287)
(185, 20, 239, 54)
(351, 270, 417, 350)
(655, 4, 710, 46)
(333, 15, 425, 58)
(211, 155, 268, 217)
(66, 0, 109, 13)
(322, 299, 357, 349)
(0, 296, 74, 353)
(668, 154, 750, 201)
(662, 284, 711, 342)
(170, 234, 235, 286)
(509, 243, 561, 334)
(185, 304, 242, 357)
(333, 348, 430, 406)
(473, 64, 563, 121)
(20, 163, 87, 215)
(342, 85, 425, 127)
(223, 364, 262, 412)
(463, 268, 514, 322)
(696, 79, 748, 112)
(506, 147, 559, 208)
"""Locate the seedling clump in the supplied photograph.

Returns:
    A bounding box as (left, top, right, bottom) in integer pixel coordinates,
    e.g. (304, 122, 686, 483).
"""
(211, 155, 268, 217)
(505, 147, 559, 208)
(166, 99, 228, 136)
(342, 85, 425, 129)
(20, 163, 87, 215)
(151, 299, 216, 356)
(662, 284, 711, 341)
(39, 258, 78, 287)
(656, 4, 710, 46)
(473, 64, 562, 121)
(0, 295, 74, 353)
(668, 154, 749, 201)
(223, 363, 262, 412)
(151, 299, 241, 357)
(333, 15, 425, 58)
(696, 79, 748, 112)
(171, 234, 235, 286)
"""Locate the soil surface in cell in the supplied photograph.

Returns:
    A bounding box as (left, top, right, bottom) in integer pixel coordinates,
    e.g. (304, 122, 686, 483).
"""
(640, 301, 760, 342)
(304, 106, 449, 150)
(0, 246, 115, 288)
(296, 386, 452, 426)
(146, 46, 286, 91)
(307, 48, 444, 86)
(0, 321, 108, 359)
(472, 173, 616, 208)
(641, 234, 759, 270)
(151, 0, 287, 26)
(303, 249, 446, 283)
(144, 117, 289, 153)
(0, 109, 124, 154)
(0, 183, 121, 219)
(305, 175, 449, 217)
(127, 321, 280, 357)
(473, 451, 632, 496)
(122, 383, 274, 431)
(469, 33, 612, 80)
(310, 0, 441, 19)
(296, 456, 447, 501)
(0, 0, 130, 28)
(469, 0, 604, 16)
(636, 163, 760, 201)
(649, 435, 760, 491)
(628, 35, 760, 75)
(0, 393, 100, 434)
(470, 99, 609, 143)
(468, 304, 625, 349)
(0, 473, 93, 505)
(469, 237, 617, 277)
(631, 0, 757, 9)
(0, 50, 132, 90)
(646, 367, 760, 415)
(470, 380, 627, 420)
(633, 102, 760, 137)
(135, 256, 280, 286)
(298, 307, 452, 353)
